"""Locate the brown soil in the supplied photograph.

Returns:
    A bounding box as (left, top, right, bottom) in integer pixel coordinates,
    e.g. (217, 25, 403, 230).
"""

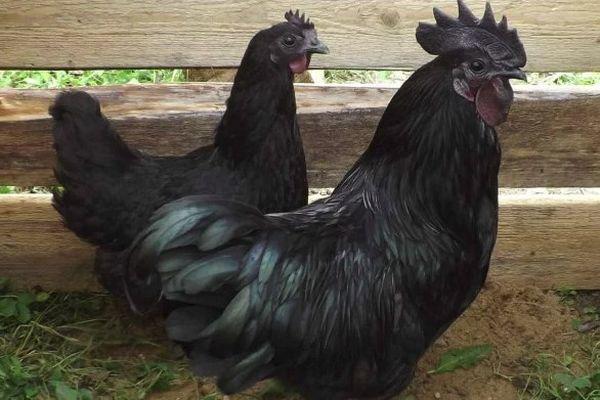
(405, 278, 575, 400)
(144, 279, 576, 400)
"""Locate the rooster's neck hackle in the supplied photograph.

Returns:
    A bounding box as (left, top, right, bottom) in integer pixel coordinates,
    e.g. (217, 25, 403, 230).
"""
(348, 56, 501, 341)
(338, 56, 500, 242)
(385, 57, 497, 210)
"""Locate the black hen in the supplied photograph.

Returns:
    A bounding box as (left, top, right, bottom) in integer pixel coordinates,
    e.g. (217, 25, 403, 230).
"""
(51, 11, 328, 293)
(123, 2, 526, 398)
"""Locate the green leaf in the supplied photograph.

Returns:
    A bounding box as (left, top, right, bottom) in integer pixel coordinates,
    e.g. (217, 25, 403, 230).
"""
(15, 302, 31, 323)
(571, 376, 592, 389)
(571, 318, 582, 330)
(556, 287, 577, 299)
(0, 298, 17, 318)
(54, 381, 79, 400)
(428, 344, 493, 374)
(50, 369, 64, 382)
(583, 306, 597, 315)
(554, 372, 575, 387)
(138, 362, 176, 392)
(562, 355, 574, 366)
(79, 388, 93, 400)
(553, 373, 592, 392)
(23, 385, 39, 399)
(0, 277, 9, 290)
(1, 356, 31, 385)
(16, 293, 36, 306)
(35, 292, 50, 302)
(590, 371, 600, 386)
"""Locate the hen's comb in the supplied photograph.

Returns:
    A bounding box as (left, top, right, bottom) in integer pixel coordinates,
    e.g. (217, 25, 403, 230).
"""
(416, 0, 526, 67)
(285, 9, 315, 30)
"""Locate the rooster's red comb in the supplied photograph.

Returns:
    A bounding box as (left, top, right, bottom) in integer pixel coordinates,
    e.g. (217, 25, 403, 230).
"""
(284, 9, 315, 30)
(416, 0, 526, 68)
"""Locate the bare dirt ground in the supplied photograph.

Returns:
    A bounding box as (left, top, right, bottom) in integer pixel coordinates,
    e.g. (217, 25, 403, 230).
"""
(407, 279, 574, 400)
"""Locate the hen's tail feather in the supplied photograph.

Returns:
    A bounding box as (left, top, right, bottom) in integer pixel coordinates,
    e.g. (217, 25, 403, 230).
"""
(123, 196, 268, 313)
(51, 90, 141, 247)
(123, 195, 283, 392)
(166, 305, 221, 342)
(217, 343, 276, 394)
(51, 90, 138, 173)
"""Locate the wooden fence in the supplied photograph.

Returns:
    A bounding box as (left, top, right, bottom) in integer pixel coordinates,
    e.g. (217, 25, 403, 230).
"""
(0, 0, 599, 290)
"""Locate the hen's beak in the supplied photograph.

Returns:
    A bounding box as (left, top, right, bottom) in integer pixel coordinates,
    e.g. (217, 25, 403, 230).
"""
(306, 38, 330, 55)
(498, 67, 527, 82)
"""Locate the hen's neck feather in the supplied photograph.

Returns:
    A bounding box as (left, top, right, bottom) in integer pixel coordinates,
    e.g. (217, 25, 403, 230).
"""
(213, 33, 297, 165)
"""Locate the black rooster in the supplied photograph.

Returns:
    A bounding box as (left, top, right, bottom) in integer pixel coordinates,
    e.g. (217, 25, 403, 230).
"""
(122, 2, 526, 399)
(50, 11, 328, 294)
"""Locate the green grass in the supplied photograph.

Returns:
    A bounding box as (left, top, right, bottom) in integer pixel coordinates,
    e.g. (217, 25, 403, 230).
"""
(517, 289, 600, 400)
(525, 73, 600, 86)
(0, 70, 186, 89)
(0, 280, 294, 400)
(519, 339, 600, 400)
(0, 279, 193, 399)
(323, 70, 600, 86)
(323, 70, 411, 85)
(0, 186, 55, 195)
(1, 69, 598, 89)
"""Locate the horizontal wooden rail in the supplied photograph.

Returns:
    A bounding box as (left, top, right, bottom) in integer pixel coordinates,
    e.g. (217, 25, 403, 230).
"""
(0, 1, 598, 71)
(1, 84, 600, 188)
(492, 190, 600, 289)
(1, 192, 599, 291)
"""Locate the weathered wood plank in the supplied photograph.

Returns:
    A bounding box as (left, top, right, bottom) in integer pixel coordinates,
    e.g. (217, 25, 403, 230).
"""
(492, 191, 600, 289)
(0, 1, 598, 71)
(1, 192, 599, 291)
(0, 195, 98, 291)
(1, 83, 600, 188)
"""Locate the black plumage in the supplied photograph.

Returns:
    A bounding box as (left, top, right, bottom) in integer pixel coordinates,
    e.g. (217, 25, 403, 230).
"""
(51, 11, 328, 294)
(123, 1, 526, 398)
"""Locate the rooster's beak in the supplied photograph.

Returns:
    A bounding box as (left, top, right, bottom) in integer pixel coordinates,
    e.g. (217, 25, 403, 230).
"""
(307, 38, 330, 55)
(499, 68, 527, 82)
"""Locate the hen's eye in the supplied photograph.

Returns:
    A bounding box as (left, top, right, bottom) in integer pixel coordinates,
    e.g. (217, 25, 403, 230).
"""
(282, 35, 296, 47)
(470, 60, 485, 72)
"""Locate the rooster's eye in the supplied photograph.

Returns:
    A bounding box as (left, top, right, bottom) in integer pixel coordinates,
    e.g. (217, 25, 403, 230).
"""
(282, 35, 296, 47)
(470, 60, 485, 73)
